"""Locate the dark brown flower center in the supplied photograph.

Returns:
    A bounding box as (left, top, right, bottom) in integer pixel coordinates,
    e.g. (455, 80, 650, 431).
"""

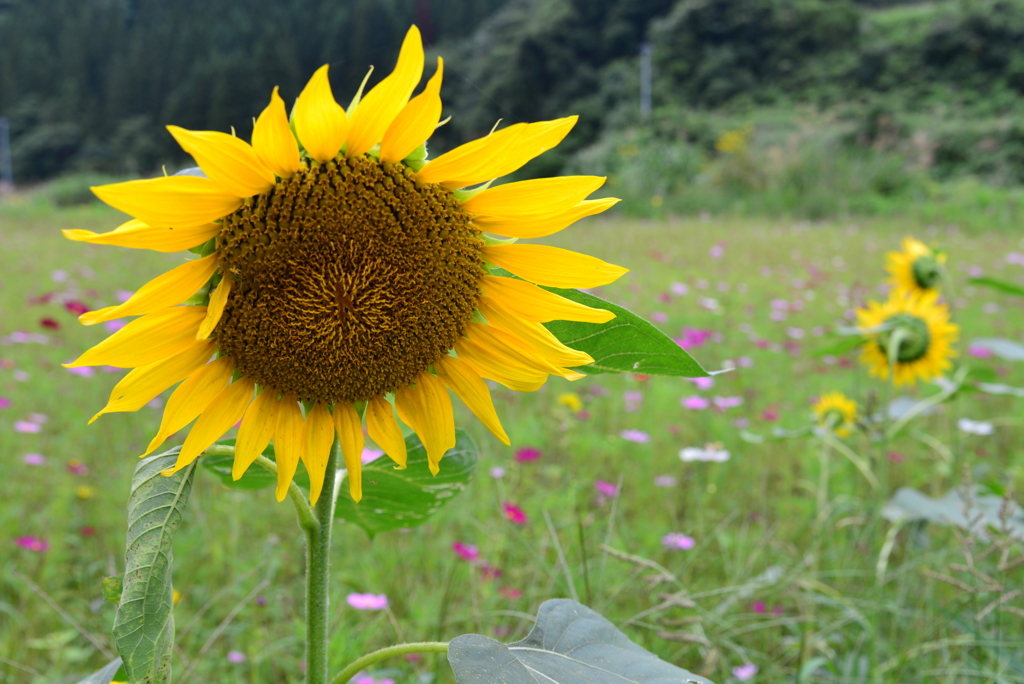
(214, 156, 485, 403)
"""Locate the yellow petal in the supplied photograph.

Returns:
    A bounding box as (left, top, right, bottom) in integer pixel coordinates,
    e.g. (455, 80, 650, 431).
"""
(478, 296, 593, 368)
(463, 322, 564, 375)
(380, 57, 444, 165)
(167, 126, 276, 198)
(395, 373, 454, 475)
(294, 65, 349, 164)
(233, 389, 280, 480)
(483, 244, 628, 288)
(91, 177, 242, 229)
(333, 402, 365, 502)
(304, 402, 336, 505)
(252, 86, 300, 178)
(461, 176, 605, 216)
(366, 396, 407, 469)
(66, 306, 208, 369)
(274, 398, 306, 502)
(169, 377, 254, 473)
(435, 356, 509, 445)
(454, 324, 552, 392)
(347, 26, 424, 157)
(79, 255, 219, 326)
(91, 340, 216, 423)
(142, 356, 235, 457)
(62, 220, 220, 253)
(480, 275, 614, 323)
(417, 116, 577, 190)
(473, 198, 620, 239)
(196, 276, 232, 340)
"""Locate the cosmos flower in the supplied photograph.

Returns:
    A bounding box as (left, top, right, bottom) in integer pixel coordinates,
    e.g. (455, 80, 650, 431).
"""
(957, 418, 994, 436)
(661, 533, 695, 550)
(63, 26, 624, 506)
(503, 502, 527, 525)
(681, 396, 710, 410)
(452, 542, 479, 561)
(619, 429, 650, 444)
(514, 447, 541, 463)
(679, 443, 730, 463)
(14, 536, 48, 552)
(346, 593, 389, 611)
(732, 663, 758, 681)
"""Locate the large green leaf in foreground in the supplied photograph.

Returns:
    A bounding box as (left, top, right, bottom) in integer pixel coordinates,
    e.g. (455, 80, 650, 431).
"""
(113, 449, 195, 684)
(541, 286, 707, 377)
(448, 599, 713, 684)
(335, 429, 477, 537)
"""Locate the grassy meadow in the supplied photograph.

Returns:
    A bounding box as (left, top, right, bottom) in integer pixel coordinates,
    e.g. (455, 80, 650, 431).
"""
(1, 194, 1023, 683)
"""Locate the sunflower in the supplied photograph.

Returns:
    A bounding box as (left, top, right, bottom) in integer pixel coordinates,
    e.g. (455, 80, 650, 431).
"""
(64, 26, 623, 505)
(886, 236, 946, 295)
(812, 391, 858, 437)
(857, 290, 958, 387)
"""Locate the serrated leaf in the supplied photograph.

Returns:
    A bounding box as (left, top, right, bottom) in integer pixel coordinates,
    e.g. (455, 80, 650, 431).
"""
(113, 449, 195, 684)
(540, 287, 707, 377)
(448, 599, 712, 684)
(73, 657, 123, 684)
(970, 276, 1024, 297)
(335, 429, 477, 537)
(201, 442, 310, 490)
(969, 337, 1024, 361)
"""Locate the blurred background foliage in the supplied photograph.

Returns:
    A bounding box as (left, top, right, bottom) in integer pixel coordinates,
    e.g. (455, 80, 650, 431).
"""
(3, 0, 1024, 222)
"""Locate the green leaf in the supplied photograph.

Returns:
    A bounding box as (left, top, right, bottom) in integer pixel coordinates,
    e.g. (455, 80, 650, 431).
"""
(113, 449, 195, 684)
(201, 442, 310, 490)
(335, 429, 477, 537)
(540, 287, 707, 377)
(970, 276, 1024, 297)
(811, 335, 865, 358)
(448, 599, 711, 684)
(73, 658, 123, 684)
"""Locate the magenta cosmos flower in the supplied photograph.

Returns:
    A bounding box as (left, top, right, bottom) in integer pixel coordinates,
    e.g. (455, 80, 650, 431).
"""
(14, 536, 49, 552)
(346, 593, 388, 610)
(503, 503, 528, 525)
(514, 447, 541, 463)
(619, 429, 650, 444)
(452, 542, 479, 561)
(661, 533, 695, 550)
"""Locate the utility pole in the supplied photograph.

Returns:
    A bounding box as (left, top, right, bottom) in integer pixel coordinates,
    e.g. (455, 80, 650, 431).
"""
(0, 117, 12, 197)
(639, 42, 652, 125)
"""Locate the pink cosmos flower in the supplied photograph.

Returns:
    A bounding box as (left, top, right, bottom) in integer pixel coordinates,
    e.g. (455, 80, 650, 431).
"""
(360, 447, 383, 464)
(66, 460, 89, 475)
(595, 480, 619, 497)
(967, 345, 993, 358)
(346, 593, 388, 610)
(713, 396, 743, 409)
(14, 420, 41, 434)
(452, 542, 479, 561)
(479, 563, 503, 581)
(514, 447, 541, 463)
(888, 451, 905, 463)
(0, 397, 9, 409)
(752, 601, 766, 613)
(761, 407, 779, 422)
(670, 282, 688, 296)
(682, 396, 710, 410)
(66, 366, 95, 378)
(22, 454, 45, 466)
(733, 663, 758, 681)
(115, 289, 135, 302)
(14, 536, 48, 552)
(101, 365, 122, 373)
(651, 311, 668, 323)
(676, 327, 712, 350)
(661, 533, 696, 550)
(619, 429, 650, 444)
(503, 503, 528, 525)
(623, 390, 644, 412)
(710, 244, 725, 259)
(104, 319, 127, 333)
(80, 526, 96, 537)
(686, 376, 714, 390)
(489, 466, 506, 479)
(227, 651, 246, 664)
(499, 587, 523, 599)
(147, 397, 165, 409)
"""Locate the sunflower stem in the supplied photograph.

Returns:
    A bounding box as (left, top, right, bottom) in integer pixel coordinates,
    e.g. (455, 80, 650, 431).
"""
(306, 439, 340, 684)
(329, 642, 450, 684)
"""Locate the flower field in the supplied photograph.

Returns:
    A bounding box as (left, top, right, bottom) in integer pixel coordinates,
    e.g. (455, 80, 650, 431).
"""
(2, 198, 1022, 683)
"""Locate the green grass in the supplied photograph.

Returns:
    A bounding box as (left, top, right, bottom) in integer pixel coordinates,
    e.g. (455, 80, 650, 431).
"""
(1, 195, 1023, 683)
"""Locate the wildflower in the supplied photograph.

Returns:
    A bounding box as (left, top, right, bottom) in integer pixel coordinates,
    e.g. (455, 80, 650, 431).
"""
(680, 443, 730, 463)
(499, 587, 522, 599)
(479, 563, 503, 581)
(64, 26, 624, 506)
(751, 601, 766, 613)
(64, 300, 90, 316)
(104, 320, 127, 333)
(761, 407, 779, 421)
(515, 447, 541, 463)
(653, 475, 677, 487)
(503, 502, 528, 525)
(22, 454, 45, 465)
(27, 413, 47, 424)
(887, 237, 944, 295)
(67, 366, 95, 378)
(347, 593, 389, 611)
(888, 451, 905, 463)
(594, 480, 618, 504)
(710, 244, 724, 259)
(676, 327, 712, 350)
(958, 418, 994, 436)
(52, 269, 68, 282)
(619, 429, 650, 444)
(66, 459, 89, 475)
(681, 396, 710, 410)
(557, 393, 582, 412)
(76, 485, 96, 499)
(360, 447, 383, 464)
(0, 397, 9, 409)
(256, 596, 267, 606)
(737, 356, 754, 368)
(173, 589, 182, 605)
(14, 420, 41, 434)
(489, 466, 506, 479)
(623, 390, 643, 412)
(661, 533, 695, 550)
(733, 663, 758, 681)
(452, 542, 479, 561)
(686, 376, 714, 390)
(651, 311, 668, 323)
(14, 536, 48, 552)
(713, 396, 743, 409)
(670, 282, 688, 295)
(967, 345, 993, 359)
(40, 317, 60, 330)
(227, 651, 247, 664)
(857, 290, 958, 387)
(812, 391, 857, 437)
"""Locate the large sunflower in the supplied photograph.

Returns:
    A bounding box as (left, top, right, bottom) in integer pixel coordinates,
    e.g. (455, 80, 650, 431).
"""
(812, 391, 857, 437)
(64, 26, 623, 504)
(886, 236, 945, 295)
(857, 290, 958, 387)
